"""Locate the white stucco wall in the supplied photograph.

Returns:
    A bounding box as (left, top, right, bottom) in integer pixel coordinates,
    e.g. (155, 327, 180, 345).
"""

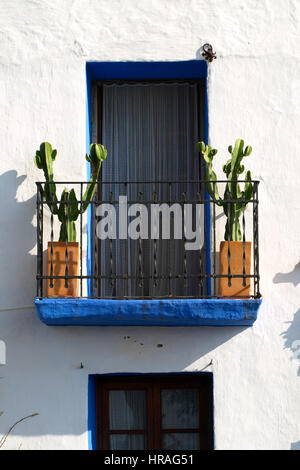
(0, 0, 300, 450)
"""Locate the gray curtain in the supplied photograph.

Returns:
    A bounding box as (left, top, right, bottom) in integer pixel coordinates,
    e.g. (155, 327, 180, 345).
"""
(99, 81, 203, 297)
(108, 388, 199, 450)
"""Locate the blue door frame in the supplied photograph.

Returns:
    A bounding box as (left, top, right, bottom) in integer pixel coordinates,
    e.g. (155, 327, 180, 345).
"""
(85, 60, 209, 296)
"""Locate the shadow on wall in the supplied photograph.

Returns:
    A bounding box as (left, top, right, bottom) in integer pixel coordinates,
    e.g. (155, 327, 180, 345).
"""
(273, 264, 300, 377)
(273, 262, 300, 287)
(195, 47, 203, 60)
(0, 170, 36, 307)
(281, 308, 300, 377)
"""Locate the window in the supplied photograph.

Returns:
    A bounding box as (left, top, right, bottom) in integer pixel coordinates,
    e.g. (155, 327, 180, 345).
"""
(92, 79, 207, 298)
(96, 374, 213, 450)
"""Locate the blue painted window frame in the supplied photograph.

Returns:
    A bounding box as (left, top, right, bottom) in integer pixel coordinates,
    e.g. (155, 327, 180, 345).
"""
(88, 371, 214, 450)
(86, 61, 209, 297)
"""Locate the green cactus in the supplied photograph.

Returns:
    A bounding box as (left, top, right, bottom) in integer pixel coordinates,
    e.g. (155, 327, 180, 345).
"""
(197, 139, 253, 241)
(34, 142, 59, 214)
(34, 142, 108, 242)
(83, 143, 107, 213)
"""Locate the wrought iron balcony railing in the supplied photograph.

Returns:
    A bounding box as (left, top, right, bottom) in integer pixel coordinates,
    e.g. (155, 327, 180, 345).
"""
(36, 180, 260, 300)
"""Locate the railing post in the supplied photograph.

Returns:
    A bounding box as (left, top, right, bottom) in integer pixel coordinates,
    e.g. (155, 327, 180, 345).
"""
(253, 182, 260, 297)
(242, 191, 246, 288)
(80, 182, 83, 297)
(36, 183, 43, 298)
(212, 181, 216, 297)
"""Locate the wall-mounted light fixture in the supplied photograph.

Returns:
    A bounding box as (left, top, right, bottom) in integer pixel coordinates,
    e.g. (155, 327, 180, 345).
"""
(201, 43, 217, 62)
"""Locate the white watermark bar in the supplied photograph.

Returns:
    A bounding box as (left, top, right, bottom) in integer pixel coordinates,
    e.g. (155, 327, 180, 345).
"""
(96, 196, 204, 251)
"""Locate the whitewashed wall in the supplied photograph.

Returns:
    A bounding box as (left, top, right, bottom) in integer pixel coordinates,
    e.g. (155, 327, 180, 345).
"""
(0, 0, 299, 450)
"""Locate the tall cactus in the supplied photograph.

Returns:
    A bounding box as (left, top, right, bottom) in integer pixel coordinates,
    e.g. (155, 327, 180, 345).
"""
(34, 142, 58, 214)
(198, 139, 253, 241)
(34, 142, 107, 242)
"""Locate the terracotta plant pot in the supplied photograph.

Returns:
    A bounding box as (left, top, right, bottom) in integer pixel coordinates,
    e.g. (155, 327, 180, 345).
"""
(219, 241, 251, 298)
(46, 242, 79, 297)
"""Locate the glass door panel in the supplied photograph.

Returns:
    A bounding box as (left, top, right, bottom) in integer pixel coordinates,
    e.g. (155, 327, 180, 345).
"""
(161, 388, 199, 429)
(109, 390, 146, 430)
(110, 434, 146, 450)
(162, 432, 199, 450)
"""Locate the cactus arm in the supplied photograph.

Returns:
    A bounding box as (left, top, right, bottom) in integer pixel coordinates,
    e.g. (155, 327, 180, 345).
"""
(205, 169, 221, 203)
(44, 183, 59, 214)
(225, 215, 241, 241)
(197, 141, 222, 205)
(34, 152, 43, 169)
(224, 183, 242, 241)
(58, 220, 77, 242)
(38, 142, 56, 181)
(68, 188, 80, 221)
(230, 139, 248, 177)
(234, 170, 253, 213)
(58, 189, 69, 223)
(244, 170, 253, 201)
(67, 222, 77, 242)
(197, 141, 218, 167)
(57, 189, 79, 223)
(244, 145, 252, 157)
(230, 139, 244, 172)
(34, 142, 59, 214)
(57, 189, 79, 242)
(227, 139, 252, 199)
(222, 158, 232, 177)
(81, 144, 107, 213)
(227, 139, 244, 199)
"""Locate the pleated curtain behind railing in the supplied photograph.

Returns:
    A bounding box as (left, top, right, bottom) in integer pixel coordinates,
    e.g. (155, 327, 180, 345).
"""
(98, 81, 204, 298)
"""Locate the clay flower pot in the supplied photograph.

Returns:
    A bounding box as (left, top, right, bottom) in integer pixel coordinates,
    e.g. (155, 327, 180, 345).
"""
(219, 241, 251, 298)
(46, 242, 79, 297)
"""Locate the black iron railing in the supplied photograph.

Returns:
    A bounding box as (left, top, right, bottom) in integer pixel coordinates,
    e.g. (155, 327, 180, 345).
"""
(36, 180, 260, 299)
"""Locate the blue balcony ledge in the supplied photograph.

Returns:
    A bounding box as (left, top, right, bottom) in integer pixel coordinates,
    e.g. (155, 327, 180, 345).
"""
(34, 298, 262, 327)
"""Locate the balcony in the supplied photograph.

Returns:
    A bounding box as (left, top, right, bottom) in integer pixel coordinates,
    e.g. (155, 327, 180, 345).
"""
(34, 180, 262, 326)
